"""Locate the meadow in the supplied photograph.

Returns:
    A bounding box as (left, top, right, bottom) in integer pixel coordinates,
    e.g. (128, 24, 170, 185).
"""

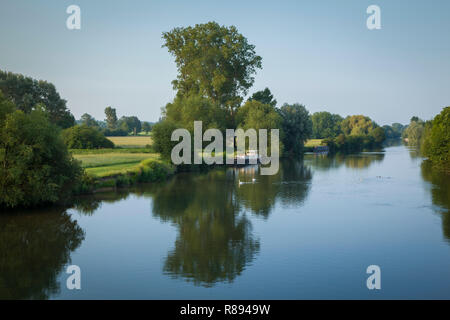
(72, 136, 159, 178)
(107, 136, 153, 148)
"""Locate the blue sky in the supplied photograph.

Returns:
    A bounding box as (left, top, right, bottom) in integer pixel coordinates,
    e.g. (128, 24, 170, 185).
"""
(1, 0, 449, 124)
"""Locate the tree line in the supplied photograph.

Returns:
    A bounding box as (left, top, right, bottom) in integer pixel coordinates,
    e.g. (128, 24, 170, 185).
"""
(0, 21, 448, 209)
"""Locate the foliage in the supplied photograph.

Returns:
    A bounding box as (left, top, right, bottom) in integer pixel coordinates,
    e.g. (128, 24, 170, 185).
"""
(311, 111, 343, 139)
(370, 127, 386, 144)
(151, 120, 179, 160)
(104, 106, 118, 130)
(0, 70, 75, 128)
(80, 113, 98, 127)
(61, 125, 115, 149)
(162, 21, 262, 113)
(402, 120, 425, 146)
(165, 93, 229, 131)
(248, 88, 277, 107)
(278, 103, 312, 156)
(142, 121, 153, 134)
(421, 107, 450, 171)
(341, 115, 377, 136)
(0, 93, 82, 208)
(118, 116, 141, 135)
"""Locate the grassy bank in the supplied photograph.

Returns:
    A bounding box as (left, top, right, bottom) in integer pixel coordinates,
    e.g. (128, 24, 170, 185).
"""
(71, 136, 173, 193)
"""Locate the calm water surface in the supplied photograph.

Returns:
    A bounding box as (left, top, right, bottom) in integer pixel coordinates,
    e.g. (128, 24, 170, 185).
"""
(1, 145, 449, 299)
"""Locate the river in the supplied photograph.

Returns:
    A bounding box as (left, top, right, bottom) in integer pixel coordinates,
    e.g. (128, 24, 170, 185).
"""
(1, 144, 449, 299)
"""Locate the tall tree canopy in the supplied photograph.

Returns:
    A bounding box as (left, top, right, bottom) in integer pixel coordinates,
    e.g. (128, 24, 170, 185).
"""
(0, 70, 75, 128)
(162, 21, 262, 114)
(0, 92, 81, 208)
(279, 103, 312, 156)
(248, 88, 277, 107)
(311, 111, 343, 139)
(80, 113, 98, 127)
(104, 106, 118, 130)
(341, 115, 378, 136)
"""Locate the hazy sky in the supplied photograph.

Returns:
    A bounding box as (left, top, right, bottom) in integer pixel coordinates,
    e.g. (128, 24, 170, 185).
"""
(1, 0, 449, 125)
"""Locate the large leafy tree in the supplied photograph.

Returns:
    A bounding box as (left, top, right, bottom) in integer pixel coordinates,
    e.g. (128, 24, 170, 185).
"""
(0, 70, 75, 128)
(311, 111, 343, 139)
(165, 93, 229, 132)
(61, 125, 114, 149)
(236, 100, 282, 132)
(118, 116, 142, 135)
(162, 21, 262, 115)
(104, 106, 118, 130)
(235, 100, 283, 153)
(0, 92, 82, 208)
(80, 113, 98, 127)
(279, 103, 312, 156)
(402, 120, 425, 146)
(248, 87, 277, 107)
(341, 115, 377, 136)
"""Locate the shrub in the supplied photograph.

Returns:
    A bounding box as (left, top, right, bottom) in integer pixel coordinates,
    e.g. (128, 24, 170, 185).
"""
(421, 107, 450, 171)
(62, 125, 115, 149)
(0, 93, 82, 208)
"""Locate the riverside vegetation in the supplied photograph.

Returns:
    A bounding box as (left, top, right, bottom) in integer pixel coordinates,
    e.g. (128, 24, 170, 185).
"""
(0, 21, 448, 209)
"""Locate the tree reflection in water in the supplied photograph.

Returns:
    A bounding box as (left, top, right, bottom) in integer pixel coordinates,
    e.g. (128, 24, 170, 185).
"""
(149, 159, 313, 286)
(421, 161, 450, 241)
(0, 208, 85, 299)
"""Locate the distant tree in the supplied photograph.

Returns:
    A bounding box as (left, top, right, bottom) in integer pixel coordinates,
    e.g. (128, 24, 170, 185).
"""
(0, 92, 82, 208)
(341, 115, 377, 136)
(163, 21, 262, 114)
(80, 113, 98, 127)
(248, 88, 277, 107)
(142, 122, 152, 134)
(0, 70, 75, 128)
(410, 116, 421, 123)
(278, 103, 312, 156)
(104, 106, 118, 130)
(61, 125, 114, 149)
(311, 111, 343, 139)
(392, 123, 405, 135)
(118, 116, 141, 135)
(403, 120, 425, 145)
(370, 127, 386, 144)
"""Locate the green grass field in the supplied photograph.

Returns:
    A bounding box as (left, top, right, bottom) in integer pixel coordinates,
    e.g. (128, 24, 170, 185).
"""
(73, 152, 160, 177)
(107, 136, 153, 148)
(305, 139, 323, 147)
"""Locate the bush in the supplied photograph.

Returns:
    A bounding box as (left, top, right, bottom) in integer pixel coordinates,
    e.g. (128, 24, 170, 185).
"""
(138, 159, 174, 182)
(421, 107, 450, 171)
(151, 120, 179, 160)
(0, 93, 82, 208)
(62, 125, 115, 149)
